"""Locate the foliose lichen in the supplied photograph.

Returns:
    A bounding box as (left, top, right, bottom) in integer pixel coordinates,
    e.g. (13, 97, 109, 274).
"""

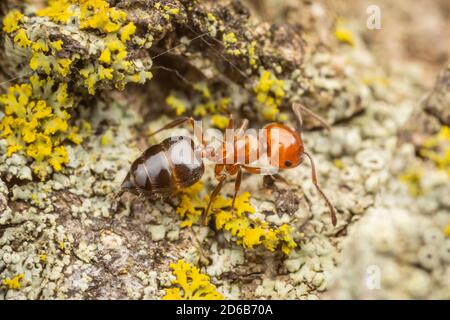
(177, 182, 297, 254)
(0, 76, 81, 179)
(1, 0, 153, 179)
(163, 260, 224, 300)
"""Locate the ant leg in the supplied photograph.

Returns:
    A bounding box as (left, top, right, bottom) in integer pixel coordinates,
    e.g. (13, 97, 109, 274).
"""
(215, 164, 225, 176)
(242, 165, 281, 175)
(292, 103, 331, 131)
(148, 116, 204, 145)
(202, 174, 227, 225)
(148, 117, 192, 137)
(231, 166, 242, 211)
(110, 189, 125, 212)
(241, 165, 262, 174)
(187, 228, 210, 266)
(303, 151, 337, 226)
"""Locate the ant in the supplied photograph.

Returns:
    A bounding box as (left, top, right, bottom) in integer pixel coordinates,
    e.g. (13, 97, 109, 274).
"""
(120, 103, 337, 226)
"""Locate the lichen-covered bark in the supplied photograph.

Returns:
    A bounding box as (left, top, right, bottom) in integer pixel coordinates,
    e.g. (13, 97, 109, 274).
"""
(423, 63, 450, 126)
(1, 0, 449, 300)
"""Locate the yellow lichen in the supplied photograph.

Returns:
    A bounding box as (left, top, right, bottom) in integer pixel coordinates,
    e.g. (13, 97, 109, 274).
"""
(34, 0, 148, 94)
(223, 32, 237, 45)
(1, 1, 149, 177)
(176, 185, 297, 254)
(2, 10, 24, 33)
(210, 114, 229, 129)
(247, 40, 258, 68)
(227, 48, 242, 56)
(253, 70, 285, 121)
(399, 166, 424, 197)
(14, 29, 31, 48)
(0, 76, 81, 180)
(194, 82, 211, 99)
(153, 3, 181, 21)
(51, 40, 64, 51)
(38, 0, 127, 33)
(2, 274, 24, 290)
(166, 94, 187, 116)
(163, 260, 224, 300)
(210, 193, 296, 253)
(191, 83, 230, 117)
(420, 126, 450, 176)
(100, 129, 113, 145)
(98, 65, 114, 80)
(363, 75, 389, 87)
(55, 58, 73, 77)
(32, 40, 50, 53)
(37, 0, 73, 24)
(334, 159, 345, 169)
(29, 52, 52, 74)
(444, 223, 450, 237)
(28, 37, 73, 77)
(168, 8, 180, 15)
(207, 13, 217, 23)
(99, 48, 112, 64)
(120, 22, 136, 42)
(335, 19, 355, 46)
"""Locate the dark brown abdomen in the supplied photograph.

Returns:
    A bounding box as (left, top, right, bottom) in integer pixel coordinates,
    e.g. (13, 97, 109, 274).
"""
(121, 136, 204, 195)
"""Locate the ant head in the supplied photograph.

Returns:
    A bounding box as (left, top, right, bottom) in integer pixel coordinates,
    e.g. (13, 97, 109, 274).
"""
(266, 123, 304, 170)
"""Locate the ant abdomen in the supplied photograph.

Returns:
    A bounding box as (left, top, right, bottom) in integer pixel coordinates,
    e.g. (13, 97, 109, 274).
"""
(121, 136, 204, 196)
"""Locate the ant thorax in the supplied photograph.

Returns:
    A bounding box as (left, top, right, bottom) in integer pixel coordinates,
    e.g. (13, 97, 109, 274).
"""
(195, 126, 289, 173)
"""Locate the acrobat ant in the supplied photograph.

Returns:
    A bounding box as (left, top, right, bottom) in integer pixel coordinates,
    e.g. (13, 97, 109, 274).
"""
(120, 103, 337, 226)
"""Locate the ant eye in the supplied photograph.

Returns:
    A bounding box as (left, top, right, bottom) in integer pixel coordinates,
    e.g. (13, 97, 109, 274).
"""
(284, 160, 292, 167)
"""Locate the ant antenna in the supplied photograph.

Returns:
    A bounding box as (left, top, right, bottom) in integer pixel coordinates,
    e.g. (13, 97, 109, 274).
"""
(0, 71, 34, 89)
(303, 151, 337, 226)
(183, 24, 250, 81)
(151, 31, 210, 60)
(151, 65, 193, 87)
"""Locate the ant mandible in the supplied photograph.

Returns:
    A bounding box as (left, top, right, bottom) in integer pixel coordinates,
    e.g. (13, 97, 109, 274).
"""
(120, 103, 337, 226)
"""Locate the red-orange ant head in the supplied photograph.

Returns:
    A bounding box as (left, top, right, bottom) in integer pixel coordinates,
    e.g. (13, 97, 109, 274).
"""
(265, 123, 304, 170)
